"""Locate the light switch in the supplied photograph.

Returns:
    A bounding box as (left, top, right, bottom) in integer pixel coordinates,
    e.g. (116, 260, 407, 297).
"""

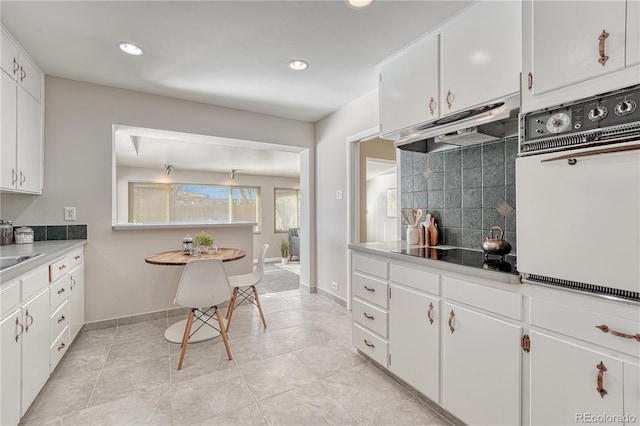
(336, 190, 343, 200)
(64, 207, 76, 221)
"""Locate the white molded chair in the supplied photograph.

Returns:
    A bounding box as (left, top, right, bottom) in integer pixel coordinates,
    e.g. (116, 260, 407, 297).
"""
(174, 258, 233, 370)
(226, 244, 269, 331)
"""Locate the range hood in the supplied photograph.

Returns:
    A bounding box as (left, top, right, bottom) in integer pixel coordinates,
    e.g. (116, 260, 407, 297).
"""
(394, 93, 520, 152)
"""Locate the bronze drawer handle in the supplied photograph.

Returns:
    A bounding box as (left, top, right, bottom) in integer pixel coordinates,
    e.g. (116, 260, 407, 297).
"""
(446, 90, 453, 109)
(363, 286, 375, 293)
(58, 315, 66, 323)
(363, 339, 375, 349)
(57, 288, 66, 295)
(57, 342, 66, 351)
(448, 310, 455, 333)
(427, 303, 434, 325)
(363, 312, 375, 320)
(598, 30, 609, 66)
(428, 97, 436, 115)
(596, 362, 608, 397)
(74, 255, 81, 260)
(58, 264, 66, 271)
(595, 324, 640, 342)
(15, 318, 24, 342)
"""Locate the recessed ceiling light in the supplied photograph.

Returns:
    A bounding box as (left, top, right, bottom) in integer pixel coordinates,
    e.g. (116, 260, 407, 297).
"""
(347, 0, 373, 9)
(119, 42, 143, 56)
(288, 60, 309, 71)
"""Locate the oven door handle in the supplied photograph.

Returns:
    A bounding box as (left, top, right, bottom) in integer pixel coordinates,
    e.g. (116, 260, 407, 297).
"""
(541, 143, 640, 163)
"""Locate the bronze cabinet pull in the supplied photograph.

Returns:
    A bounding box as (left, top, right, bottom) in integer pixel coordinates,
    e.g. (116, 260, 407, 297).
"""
(15, 317, 24, 342)
(58, 315, 66, 323)
(429, 97, 436, 115)
(20, 65, 26, 81)
(363, 312, 375, 320)
(363, 286, 375, 293)
(427, 303, 434, 325)
(363, 339, 375, 348)
(448, 309, 455, 333)
(596, 362, 608, 397)
(595, 324, 640, 342)
(57, 288, 66, 295)
(25, 309, 33, 332)
(57, 342, 66, 351)
(74, 255, 81, 260)
(58, 264, 66, 271)
(527, 72, 533, 91)
(19, 171, 25, 185)
(446, 90, 453, 109)
(598, 30, 609, 66)
(11, 169, 17, 185)
(70, 277, 75, 289)
(12, 58, 19, 75)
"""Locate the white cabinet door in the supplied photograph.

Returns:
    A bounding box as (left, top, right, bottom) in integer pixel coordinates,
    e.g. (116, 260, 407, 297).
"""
(16, 85, 41, 193)
(442, 302, 521, 426)
(624, 361, 640, 424)
(389, 284, 440, 402)
(1, 310, 22, 426)
(379, 33, 439, 136)
(20, 288, 50, 416)
(627, 0, 640, 67)
(1, 30, 19, 80)
(441, 0, 521, 114)
(69, 265, 85, 341)
(1, 71, 17, 190)
(15, 54, 40, 102)
(530, 0, 626, 95)
(530, 331, 624, 425)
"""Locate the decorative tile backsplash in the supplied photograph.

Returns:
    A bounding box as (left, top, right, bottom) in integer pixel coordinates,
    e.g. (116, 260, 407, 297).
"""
(400, 137, 517, 252)
(13, 224, 88, 241)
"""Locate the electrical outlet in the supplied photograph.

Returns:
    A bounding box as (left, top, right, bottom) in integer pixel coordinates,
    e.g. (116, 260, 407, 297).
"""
(63, 207, 76, 221)
(331, 282, 338, 290)
(336, 190, 343, 200)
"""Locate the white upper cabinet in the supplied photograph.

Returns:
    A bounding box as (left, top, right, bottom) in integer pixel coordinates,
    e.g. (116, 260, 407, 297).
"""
(522, 0, 640, 113)
(440, 0, 521, 114)
(379, 33, 440, 137)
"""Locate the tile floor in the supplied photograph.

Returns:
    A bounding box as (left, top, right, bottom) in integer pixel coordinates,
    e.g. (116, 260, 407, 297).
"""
(21, 289, 460, 426)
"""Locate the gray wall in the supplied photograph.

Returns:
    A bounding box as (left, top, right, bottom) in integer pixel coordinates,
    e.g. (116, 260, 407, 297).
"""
(400, 137, 517, 252)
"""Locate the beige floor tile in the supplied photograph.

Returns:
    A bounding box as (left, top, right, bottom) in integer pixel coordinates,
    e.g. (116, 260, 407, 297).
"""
(182, 403, 266, 426)
(112, 318, 169, 344)
(294, 342, 367, 379)
(357, 397, 453, 426)
(169, 339, 237, 382)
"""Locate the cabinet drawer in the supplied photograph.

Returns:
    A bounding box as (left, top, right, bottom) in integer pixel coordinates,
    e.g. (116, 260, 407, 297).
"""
(390, 262, 440, 295)
(68, 248, 83, 270)
(353, 272, 388, 308)
(530, 298, 640, 359)
(353, 254, 387, 279)
(50, 300, 69, 344)
(50, 326, 70, 373)
(353, 298, 388, 338)
(21, 266, 48, 301)
(1, 280, 20, 317)
(49, 256, 69, 282)
(50, 275, 69, 312)
(353, 323, 388, 366)
(443, 276, 522, 320)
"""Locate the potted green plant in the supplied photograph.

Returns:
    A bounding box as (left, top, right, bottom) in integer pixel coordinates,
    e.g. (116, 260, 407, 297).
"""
(192, 231, 214, 255)
(280, 240, 289, 265)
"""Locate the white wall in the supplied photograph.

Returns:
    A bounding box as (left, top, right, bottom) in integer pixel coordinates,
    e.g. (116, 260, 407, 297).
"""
(366, 172, 398, 242)
(314, 90, 378, 302)
(116, 166, 299, 260)
(0, 76, 314, 322)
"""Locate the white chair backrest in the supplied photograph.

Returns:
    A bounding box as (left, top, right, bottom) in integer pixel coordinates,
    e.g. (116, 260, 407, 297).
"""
(174, 259, 231, 308)
(251, 244, 269, 282)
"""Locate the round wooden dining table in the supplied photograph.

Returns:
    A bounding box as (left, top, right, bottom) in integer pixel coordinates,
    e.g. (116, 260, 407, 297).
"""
(145, 248, 246, 344)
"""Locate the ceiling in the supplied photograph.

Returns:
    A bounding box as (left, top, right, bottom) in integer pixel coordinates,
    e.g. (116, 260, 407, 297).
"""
(2, 0, 473, 178)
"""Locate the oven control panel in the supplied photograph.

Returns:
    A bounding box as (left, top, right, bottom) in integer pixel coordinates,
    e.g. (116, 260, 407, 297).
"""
(525, 85, 640, 141)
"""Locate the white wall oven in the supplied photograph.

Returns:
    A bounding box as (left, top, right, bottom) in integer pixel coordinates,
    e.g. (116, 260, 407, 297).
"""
(517, 85, 640, 302)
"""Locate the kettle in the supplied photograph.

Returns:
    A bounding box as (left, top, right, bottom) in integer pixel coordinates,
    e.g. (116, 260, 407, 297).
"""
(482, 226, 512, 258)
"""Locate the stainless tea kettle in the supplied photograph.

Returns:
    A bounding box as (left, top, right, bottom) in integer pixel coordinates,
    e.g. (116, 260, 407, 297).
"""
(482, 226, 512, 258)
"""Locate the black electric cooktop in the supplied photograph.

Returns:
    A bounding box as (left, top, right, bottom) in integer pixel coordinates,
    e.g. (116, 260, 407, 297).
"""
(394, 247, 518, 275)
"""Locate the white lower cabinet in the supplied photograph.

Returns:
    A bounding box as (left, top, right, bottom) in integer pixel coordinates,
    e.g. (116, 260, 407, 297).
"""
(68, 263, 85, 341)
(529, 331, 625, 425)
(1, 309, 22, 426)
(388, 284, 440, 402)
(442, 302, 522, 426)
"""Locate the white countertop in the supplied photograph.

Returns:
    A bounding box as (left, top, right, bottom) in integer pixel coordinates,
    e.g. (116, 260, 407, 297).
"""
(0, 240, 87, 285)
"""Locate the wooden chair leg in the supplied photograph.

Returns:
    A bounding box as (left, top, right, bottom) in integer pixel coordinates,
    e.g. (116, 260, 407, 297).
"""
(226, 288, 238, 332)
(252, 286, 267, 329)
(215, 307, 233, 360)
(177, 309, 195, 370)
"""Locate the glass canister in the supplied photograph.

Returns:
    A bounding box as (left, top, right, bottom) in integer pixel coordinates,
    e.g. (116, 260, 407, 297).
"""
(0, 220, 13, 245)
(14, 226, 34, 244)
(182, 236, 193, 255)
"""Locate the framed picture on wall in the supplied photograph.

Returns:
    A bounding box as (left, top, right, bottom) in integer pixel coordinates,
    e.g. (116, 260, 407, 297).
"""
(387, 188, 397, 217)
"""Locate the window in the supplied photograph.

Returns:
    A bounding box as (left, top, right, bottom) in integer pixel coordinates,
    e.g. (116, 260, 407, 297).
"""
(129, 182, 261, 232)
(274, 188, 300, 233)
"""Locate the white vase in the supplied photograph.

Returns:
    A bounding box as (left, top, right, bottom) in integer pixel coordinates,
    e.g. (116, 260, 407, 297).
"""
(281, 257, 289, 265)
(406, 225, 419, 245)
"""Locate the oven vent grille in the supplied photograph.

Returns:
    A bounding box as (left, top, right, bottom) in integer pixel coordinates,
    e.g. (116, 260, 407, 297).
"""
(520, 121, 640, 155)
(527, 274, 640, 303)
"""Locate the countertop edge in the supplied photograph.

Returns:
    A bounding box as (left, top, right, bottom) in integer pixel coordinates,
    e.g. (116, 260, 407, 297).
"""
(348, 243, 522, 285)
(0, 240, 87, 285)
(112, 222, 257, 230)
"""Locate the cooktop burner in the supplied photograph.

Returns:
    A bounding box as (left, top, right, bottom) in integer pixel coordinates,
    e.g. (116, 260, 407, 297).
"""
(395, 247, 518, 275)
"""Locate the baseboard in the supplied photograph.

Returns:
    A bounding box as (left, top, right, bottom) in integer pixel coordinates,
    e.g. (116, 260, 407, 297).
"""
(316, 287, 347, 308)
